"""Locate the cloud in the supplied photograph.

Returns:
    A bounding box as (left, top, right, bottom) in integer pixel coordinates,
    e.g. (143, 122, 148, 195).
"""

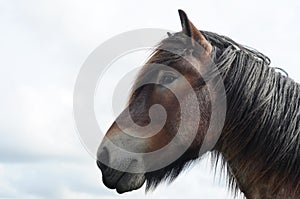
(0, 160, 111, 199)
(0, 0, 300, 198)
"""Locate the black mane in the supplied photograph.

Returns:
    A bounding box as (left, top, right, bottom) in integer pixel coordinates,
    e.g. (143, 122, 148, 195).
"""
(208, 31, 300, 197)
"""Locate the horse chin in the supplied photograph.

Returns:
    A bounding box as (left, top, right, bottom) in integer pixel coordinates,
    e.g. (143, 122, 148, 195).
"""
(102, 171, 146, 194)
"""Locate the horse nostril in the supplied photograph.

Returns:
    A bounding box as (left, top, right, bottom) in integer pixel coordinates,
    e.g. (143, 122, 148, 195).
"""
(97, 147, 110, 172)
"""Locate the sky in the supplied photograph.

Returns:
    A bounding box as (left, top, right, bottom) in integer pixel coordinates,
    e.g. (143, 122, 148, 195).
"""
(0, 0, 300, 198)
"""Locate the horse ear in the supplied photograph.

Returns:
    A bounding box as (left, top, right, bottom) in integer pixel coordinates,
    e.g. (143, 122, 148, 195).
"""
(178, 9, 212, 54)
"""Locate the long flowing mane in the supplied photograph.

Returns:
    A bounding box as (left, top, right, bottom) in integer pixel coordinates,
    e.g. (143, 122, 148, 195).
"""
(138, 31, 300, 197)
(204, 31, 300, 197)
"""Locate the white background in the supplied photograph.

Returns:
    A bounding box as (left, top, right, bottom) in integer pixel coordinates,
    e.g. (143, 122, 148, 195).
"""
(0, 0, 299, 198)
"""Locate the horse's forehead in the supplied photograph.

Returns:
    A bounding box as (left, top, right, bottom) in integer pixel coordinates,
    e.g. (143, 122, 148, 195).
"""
(150, 53, 206, 77)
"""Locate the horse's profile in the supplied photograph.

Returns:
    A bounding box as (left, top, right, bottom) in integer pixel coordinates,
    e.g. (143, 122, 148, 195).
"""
(97, 10, 300, 198)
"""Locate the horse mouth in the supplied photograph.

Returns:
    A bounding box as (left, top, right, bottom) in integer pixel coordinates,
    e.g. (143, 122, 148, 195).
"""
(97, 160, 146, 193)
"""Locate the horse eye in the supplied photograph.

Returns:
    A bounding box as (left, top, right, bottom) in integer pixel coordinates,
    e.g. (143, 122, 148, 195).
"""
(160, 75, 177, 85)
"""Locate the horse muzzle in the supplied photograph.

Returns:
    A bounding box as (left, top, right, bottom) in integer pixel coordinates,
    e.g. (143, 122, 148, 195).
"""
(97, 135, 147, 193)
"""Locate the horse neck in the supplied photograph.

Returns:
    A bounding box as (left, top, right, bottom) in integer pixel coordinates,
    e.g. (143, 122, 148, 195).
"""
(214, 53, 300, 198)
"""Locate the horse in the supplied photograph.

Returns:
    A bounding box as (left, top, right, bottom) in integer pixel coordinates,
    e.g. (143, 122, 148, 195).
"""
(96, 10, 300, 198)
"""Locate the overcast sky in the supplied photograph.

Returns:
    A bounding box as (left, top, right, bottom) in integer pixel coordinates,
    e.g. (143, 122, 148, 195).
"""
(1, 0, 300, 198)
